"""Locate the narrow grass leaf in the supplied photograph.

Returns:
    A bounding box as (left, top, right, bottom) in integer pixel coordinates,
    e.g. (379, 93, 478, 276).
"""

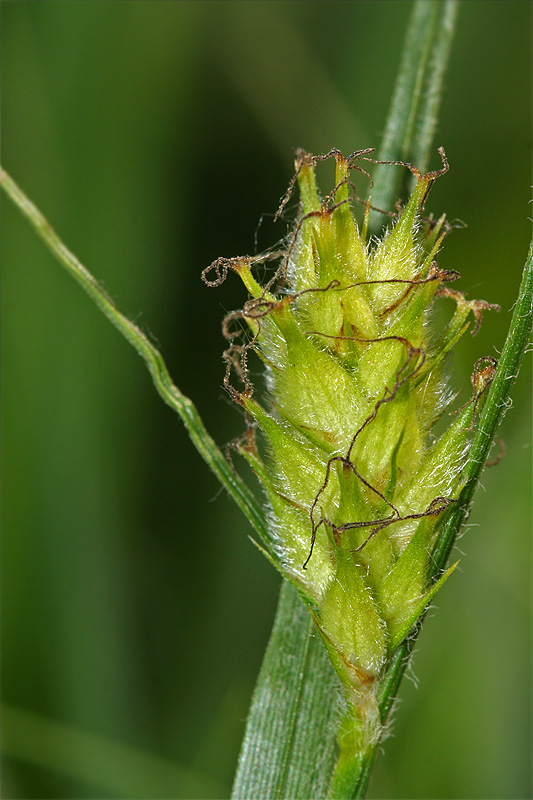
(232, 581, 339, 800)
(431, 239, 533, 572)
(0, 168, 268, 545)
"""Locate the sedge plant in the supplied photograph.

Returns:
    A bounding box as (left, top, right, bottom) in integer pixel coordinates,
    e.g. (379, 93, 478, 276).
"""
(2, 2, 532, 797)
(2, 146, 531, 799)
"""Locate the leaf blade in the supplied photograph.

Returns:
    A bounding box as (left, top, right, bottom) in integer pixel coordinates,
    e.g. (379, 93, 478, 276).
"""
(0, 167, 268, 544)
(232, 581, 340, 800)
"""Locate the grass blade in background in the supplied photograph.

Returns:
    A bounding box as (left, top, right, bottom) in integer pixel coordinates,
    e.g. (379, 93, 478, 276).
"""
(409, 0, 459, 179)
(2, 704, 223, 799)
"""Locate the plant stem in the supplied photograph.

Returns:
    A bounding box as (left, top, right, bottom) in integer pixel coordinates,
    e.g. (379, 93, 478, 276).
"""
(409, 0, 459, 181)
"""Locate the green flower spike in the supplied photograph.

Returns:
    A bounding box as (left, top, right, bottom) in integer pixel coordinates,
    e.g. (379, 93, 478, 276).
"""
(202, 148, 499, 786)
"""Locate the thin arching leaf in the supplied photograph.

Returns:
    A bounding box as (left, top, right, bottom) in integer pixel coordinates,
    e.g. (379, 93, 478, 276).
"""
(0, 168, 268, 545)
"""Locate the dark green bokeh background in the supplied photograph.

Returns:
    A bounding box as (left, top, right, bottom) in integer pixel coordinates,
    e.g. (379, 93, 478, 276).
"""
(2, 2, 531, 798)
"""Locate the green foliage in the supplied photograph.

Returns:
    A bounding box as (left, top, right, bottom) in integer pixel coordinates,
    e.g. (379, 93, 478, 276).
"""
(2, 2, 531, 799)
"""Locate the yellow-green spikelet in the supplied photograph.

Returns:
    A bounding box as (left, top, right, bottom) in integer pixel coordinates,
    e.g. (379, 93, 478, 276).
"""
(205, 149, 497, 752)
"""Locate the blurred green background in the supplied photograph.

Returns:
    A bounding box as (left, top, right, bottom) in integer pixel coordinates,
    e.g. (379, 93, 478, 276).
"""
(1, 2, 531, 798)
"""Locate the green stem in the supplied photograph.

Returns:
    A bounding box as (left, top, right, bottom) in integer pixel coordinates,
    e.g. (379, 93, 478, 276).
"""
(351, 753, 377, 800)
(329, 752, 366, 800)
(0, 167, 268, 546)
(409, 0, 459, 181)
